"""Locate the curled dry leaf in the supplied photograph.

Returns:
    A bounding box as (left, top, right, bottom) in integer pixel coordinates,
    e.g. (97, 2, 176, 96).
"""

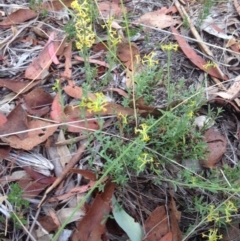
(1, 119, 57, 150)
(117, 42, 140, 70)
(0, 104, 28, 140)
(200, 127, 227, 168)
(134, 7, 180, 31)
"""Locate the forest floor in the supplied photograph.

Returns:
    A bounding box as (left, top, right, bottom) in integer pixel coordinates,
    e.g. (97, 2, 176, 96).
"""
(1, 0, 240, 241)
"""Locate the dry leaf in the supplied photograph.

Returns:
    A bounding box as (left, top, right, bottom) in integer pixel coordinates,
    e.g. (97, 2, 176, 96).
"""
(0, 78, 40, 94)
(134, 7, 179, 30)
(0, 104, 28, 140)
(23, 88, 53, 116)
(0, 9, 37, 29)
(172, 27, 228, 80)
(1, 119, 57, 150)
(71, 182, 115, 241)
(117, 42, 140, 70)
(0, 0, 73, 29)
(200, 127, 227, 168)
(97, 0, 125, 18)
(144, 206, 169, 241)
(25, 32, 66, 80)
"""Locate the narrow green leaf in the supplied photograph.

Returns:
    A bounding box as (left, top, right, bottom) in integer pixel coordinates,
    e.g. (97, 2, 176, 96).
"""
(112, 196, 143, 241)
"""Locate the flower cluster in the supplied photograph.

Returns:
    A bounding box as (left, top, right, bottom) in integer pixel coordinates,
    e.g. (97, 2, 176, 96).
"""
(102, 17, 122, 46)
(161, 42, 178, 52)
(203, 61, 217, 70)
(206, 200, 237, 224)
(142, 52, 159, 67)
(207, 204, 220, 222)
(71, 0, 95, 50)
(80, 92, 107, 113)
(202, 229, 222, 241)
(224, 200, 237, 223)
(138, 153, 154, 170)
(135, 123, 150, 142)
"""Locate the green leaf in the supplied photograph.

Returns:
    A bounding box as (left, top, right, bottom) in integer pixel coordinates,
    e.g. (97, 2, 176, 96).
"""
(112, 196, 143, 241)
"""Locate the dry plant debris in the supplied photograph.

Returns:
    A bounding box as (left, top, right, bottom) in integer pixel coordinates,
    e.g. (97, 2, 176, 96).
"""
(1, 0, 240, 241)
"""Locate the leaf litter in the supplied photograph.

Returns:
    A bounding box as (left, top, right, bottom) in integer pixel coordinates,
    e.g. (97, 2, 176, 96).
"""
(0, 0, 240, 240)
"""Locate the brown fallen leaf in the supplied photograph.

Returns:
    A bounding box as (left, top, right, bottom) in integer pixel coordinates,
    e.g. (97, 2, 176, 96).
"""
(25, 32, 66, 80)
(48, 180, 96, 202)
(134, 7, 179, 31)
(38, 215, 59, 233)
(171, 27, 228, 80)
(117, 42, 140, 70)
(0, 105, 28, 140)
(50, 94, 99, 133)
(144, 206, 169, 241)
(200, 127, 227, 168)
(0, 9, 37, 29)
(63, 83, 96, 100)
(0, 0, 73, 29)
(17, 167, 55, 199)
(70, 168, 97, 181)
(23, 88, 53, 116)
(0, 146, 11, 159)
(168, 197, 182, 241)
(1, 119, 57, 150)
(97, 0, 126, 18)
(0, 78, 40, 94)
(71, 181, 115, 241)
(160, 232, 173, 241)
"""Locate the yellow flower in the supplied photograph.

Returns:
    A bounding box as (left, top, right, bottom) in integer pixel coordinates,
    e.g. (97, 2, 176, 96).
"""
(135, 123, 150, 142)
(187, 111, 194, 118)
(138, 153, 154, 169)
(202, 229, 222, 241)
(102, 17, 122, 46)
(142, 52, 159, 67)
(80, 92, 107, 113)
(118, 112, 127, 124)
(207, 204, 220, 222)
(224, 200, 237, 223)
(161, 42, 178, 52)
(203, 61, 217, 70)
(71, 0, 95, 50)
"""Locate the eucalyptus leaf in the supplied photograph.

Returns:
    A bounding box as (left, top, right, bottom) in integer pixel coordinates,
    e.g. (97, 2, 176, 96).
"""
(112, 196, 143, 241)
